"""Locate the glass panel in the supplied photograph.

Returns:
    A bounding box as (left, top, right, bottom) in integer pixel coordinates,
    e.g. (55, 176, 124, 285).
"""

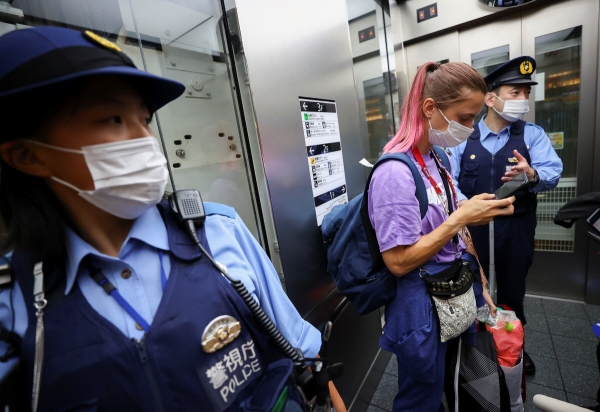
(533, 26, 581, 252)
(471, 45, 510, 123)
(346, 0, 397, 166)
(7, 0, 263, 240)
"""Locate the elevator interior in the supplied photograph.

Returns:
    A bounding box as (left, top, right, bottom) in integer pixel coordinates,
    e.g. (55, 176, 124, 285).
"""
(3, 0, 600, 409)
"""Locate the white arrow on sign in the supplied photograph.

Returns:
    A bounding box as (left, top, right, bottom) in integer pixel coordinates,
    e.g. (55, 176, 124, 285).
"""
(309, 147, 315, 155)
(302, 102, 308, 110)
(342, 186, 346, 193)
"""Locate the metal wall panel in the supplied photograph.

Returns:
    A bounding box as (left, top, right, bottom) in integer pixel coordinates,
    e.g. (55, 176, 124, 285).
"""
(458, 14, 522, 64)
(405, 30, 460, 81)
(395, 0, 558, 44)
(234, 0, 366, 315)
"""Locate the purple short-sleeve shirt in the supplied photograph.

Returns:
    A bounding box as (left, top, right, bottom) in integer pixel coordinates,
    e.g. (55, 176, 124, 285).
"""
(367, 150, 465, 263)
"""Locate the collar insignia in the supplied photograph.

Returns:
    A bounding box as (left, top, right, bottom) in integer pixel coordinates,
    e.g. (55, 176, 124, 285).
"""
(84, 30, 122, 53)
(519, 61, 533, 75)
(202, 315, 241, 353)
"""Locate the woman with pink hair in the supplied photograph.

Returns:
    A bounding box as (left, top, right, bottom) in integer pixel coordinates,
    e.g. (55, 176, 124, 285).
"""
(368, 62, 515, 411)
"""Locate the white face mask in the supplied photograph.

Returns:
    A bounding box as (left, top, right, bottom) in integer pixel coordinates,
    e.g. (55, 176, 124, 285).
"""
(493, 95, 529, 122)
(27, 137, 169, 219)
(428, 108, 474, 148)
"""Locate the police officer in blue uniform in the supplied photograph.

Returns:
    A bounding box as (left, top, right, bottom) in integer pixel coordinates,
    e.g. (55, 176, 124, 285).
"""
(449, 56, 563, 376)
(0, 26, 344, 411)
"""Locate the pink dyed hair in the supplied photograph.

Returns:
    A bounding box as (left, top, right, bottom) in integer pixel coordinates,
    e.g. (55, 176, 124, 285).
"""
(383, 62, 487, 154)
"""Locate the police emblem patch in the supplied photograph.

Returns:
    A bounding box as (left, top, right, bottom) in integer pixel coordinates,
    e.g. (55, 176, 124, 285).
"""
(84, 30, 122, 53)
(520, 61, 533, 75)
(202, 315, 242, 353)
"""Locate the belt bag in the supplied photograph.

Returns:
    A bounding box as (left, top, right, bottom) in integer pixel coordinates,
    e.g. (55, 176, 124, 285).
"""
(422, 259, 477, 342)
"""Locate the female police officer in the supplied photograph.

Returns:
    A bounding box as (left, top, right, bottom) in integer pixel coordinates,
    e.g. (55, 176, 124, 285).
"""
(0, 26, 343, 411)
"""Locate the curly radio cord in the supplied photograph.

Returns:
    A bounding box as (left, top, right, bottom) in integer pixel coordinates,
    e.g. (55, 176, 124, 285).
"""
(185, 220, 301, 363)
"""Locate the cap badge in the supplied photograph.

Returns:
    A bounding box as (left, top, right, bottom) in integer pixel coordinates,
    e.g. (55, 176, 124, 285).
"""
(84, 30, 122, 53)
(519, 61, 533, 75)
(202, 315, 242, 353)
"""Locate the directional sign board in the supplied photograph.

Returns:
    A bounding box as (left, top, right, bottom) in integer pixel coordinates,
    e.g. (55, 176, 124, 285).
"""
(299, 97, 348, 225)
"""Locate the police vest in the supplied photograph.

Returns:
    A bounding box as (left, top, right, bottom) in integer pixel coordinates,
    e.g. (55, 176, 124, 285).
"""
(14, 201, 300, 412)
(458, 120, 537, 215)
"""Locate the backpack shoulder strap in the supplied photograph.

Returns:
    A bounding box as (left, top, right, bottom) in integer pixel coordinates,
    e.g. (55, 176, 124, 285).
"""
(368, 153, 428, 219)
(360, 152, 428, 271)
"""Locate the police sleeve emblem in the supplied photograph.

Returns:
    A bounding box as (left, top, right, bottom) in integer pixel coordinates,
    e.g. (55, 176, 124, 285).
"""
(520, 61, 533, 75)
(202, 315, 242, 353)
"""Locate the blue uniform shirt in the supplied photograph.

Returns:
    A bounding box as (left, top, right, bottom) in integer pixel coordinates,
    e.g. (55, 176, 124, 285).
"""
(449, 116, 563, 201)
(0, 204, 321, 379)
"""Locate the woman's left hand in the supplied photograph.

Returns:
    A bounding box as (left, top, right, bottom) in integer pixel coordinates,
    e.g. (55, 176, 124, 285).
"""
(482, 286, 497, 319)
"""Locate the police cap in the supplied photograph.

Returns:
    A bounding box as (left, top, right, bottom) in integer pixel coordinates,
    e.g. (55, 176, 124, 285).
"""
(0, 26, 184, 113)
(484, 56, 538, 91)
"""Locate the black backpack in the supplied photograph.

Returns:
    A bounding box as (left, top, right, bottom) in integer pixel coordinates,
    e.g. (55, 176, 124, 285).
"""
(320, 146, 451, 315)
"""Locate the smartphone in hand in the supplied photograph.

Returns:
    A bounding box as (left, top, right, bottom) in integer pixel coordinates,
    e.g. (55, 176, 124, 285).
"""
(493, 172, 530, 200)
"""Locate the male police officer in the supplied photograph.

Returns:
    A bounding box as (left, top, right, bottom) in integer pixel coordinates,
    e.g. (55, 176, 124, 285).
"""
(449, 56, 563, 375)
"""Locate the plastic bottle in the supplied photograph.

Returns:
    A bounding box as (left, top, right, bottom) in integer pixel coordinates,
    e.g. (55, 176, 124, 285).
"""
(476, 304, 499, 326)
(491, 309, 520, 331)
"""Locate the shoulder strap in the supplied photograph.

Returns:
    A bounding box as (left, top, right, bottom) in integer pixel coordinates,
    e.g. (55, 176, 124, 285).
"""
(360, 152, 428, 271)
(431, 153, 459, 247)
(366, 153, 428, 219)
(431, 146, 451, 172)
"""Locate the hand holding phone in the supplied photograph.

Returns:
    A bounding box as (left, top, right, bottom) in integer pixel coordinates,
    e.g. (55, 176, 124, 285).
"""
(493, 172, 532, 200)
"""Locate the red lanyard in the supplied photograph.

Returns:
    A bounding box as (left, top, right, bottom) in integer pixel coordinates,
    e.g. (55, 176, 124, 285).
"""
(411, 146, 458, 214)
